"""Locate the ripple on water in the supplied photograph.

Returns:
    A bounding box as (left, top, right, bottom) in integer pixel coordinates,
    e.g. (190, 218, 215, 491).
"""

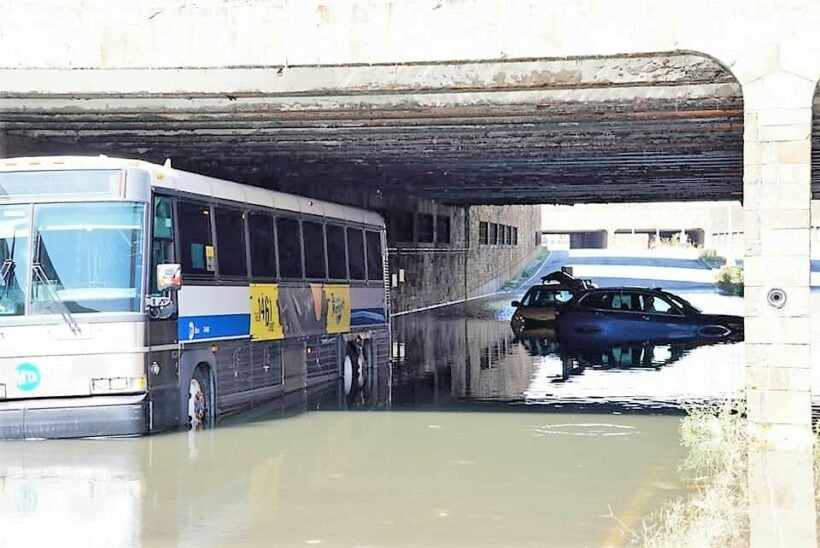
(533, 422, 637, 437)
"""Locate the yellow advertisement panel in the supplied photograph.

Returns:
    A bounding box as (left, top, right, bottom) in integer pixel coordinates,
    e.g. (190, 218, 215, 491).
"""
(323, 284, 351, 334)
(250, 283, 284, 341)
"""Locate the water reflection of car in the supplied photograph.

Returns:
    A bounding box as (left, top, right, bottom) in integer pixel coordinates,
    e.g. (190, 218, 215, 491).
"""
(556, 287, 744, 346)
(569, 341, 693, 370)
(515, 326, 560, 356)
(552, 340, 706, 383)
(510, 271, 595, 332)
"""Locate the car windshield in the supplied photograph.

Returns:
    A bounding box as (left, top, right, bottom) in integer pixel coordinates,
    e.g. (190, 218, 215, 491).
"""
(521, 286, 573, 307)
(2, 202, 146, 316)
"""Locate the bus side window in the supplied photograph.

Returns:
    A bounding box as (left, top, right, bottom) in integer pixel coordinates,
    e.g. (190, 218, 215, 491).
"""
(346, 228, 365, 281)
(277, 217, 303, 279)
(177, 200, 215, 279)
(249, 213, 276, 278)
(302, 221, 326, 279)
(326, 224, 347, 279)
(214, 207, 247, 278)
(150, 195, 174, 294)
(365, 230, 383, 281)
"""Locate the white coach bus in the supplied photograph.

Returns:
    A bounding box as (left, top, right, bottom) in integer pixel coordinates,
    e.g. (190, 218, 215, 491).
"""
(0, 156, 389, 439)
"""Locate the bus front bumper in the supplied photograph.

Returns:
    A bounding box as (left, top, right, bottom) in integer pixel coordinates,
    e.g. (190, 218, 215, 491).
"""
(0, 393, 149, 440)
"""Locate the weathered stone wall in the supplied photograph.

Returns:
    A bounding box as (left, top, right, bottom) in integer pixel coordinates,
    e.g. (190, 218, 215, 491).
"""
(466, 205, 542, 298)
(390, 203, 541, 313)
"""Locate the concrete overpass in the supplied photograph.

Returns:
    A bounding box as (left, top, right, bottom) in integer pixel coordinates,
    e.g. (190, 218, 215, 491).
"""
(1, 52, 744, 204)
(1, 0, 819, 457)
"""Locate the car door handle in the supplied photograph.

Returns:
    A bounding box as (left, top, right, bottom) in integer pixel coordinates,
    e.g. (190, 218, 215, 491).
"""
(641, 315, 651, 320)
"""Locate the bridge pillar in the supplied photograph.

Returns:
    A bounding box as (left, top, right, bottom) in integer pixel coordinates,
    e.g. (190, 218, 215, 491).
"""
(741, 65, 815, 448)
(740, 56, 818, 547)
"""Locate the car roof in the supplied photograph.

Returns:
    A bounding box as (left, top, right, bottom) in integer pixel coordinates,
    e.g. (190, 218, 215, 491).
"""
(527, 282, 574, 291)
(540, 270, 592, 291)
(583, 287, 663, 293)
(575, 287, 672, 300)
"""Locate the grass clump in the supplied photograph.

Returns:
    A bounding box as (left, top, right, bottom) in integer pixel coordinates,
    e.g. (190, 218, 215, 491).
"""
(716, 266, 744, 297)
(639, 399, 750, 548)
(637, 401, 820, 548)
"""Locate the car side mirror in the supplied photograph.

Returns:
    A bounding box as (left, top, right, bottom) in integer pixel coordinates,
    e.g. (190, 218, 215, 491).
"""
(511, 301, 521, 307)
(157, 263, 182, 292)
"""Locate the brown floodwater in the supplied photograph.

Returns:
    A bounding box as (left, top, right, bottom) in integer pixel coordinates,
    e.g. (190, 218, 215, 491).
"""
(0, 409, 685, 547)
(1, 290, 753, 547)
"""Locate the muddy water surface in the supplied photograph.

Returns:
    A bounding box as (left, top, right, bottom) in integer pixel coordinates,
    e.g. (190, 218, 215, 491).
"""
(0, 293, 747, 547)
(1, 410, 685, 547)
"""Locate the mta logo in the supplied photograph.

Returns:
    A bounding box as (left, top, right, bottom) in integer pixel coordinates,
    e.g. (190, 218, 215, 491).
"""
(16, 363, 41, 391)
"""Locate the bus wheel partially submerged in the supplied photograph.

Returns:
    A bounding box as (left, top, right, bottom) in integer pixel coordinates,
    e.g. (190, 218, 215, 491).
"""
(187, 367, 212, 429)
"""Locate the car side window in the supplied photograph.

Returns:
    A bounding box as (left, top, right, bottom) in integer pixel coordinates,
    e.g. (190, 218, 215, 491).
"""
(609, 292, 637, 311)
(578, 292, 609, 309)
(640, 294, 678, 314)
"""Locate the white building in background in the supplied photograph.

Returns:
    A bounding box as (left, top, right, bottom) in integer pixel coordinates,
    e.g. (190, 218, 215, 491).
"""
(541, 201, 760, 261)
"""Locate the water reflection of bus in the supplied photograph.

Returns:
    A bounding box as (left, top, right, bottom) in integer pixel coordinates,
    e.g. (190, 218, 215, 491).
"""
(0, 383, 687, 548)
(0, 382, 356, 547)
(0, 157, 389, 439)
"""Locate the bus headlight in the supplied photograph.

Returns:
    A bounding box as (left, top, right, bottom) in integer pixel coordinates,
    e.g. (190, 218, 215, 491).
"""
(0, 384, 5, 399)
(90, 376, 147, 394)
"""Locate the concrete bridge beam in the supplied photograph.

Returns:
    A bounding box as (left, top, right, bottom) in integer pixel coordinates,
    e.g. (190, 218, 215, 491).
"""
(741, 60, 816, 448)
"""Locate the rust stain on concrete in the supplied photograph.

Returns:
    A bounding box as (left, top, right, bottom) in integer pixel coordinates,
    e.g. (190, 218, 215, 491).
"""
(487, 69, 585, 88)
(517, 69, 583, 87)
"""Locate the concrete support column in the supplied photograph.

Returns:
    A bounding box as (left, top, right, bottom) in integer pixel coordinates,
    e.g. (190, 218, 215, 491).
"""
(606, 228, 615, 250)
(740, 57, 818, 547)
(741, 67, 815, 448)
(748, 444, 817, 547)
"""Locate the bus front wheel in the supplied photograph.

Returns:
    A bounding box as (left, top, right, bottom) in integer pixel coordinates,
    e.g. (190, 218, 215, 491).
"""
(188, 367, 213, 429)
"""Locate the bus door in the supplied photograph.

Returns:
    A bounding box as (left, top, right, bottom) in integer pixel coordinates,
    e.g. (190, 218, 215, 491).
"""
(146, 194, 181, 429)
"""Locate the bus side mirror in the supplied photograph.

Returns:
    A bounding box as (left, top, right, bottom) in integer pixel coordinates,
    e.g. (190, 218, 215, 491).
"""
(511, 301, 521, 308)
(157, 264, 182, 292)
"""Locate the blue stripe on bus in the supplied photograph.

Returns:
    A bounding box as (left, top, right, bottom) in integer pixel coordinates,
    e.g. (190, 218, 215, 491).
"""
(351, 308, 387, 326)
(178, 308, 385, 341)
(179, 314, 250, 341)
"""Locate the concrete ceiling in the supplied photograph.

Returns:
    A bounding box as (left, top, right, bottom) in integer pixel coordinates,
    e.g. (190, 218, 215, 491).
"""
(0, 54, 761, 206)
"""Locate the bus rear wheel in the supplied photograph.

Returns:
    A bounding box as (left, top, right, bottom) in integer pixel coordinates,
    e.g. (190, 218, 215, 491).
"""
(188, 367, 212, 429)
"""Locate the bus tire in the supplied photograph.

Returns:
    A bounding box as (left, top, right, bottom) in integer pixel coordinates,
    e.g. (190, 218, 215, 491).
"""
(188, 366, 213, 430)
(344, 338, 366, 405)
(343, 354, 354, 396)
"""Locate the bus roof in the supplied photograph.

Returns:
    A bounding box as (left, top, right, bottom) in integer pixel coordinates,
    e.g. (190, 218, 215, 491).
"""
(0, 155, 384, 228)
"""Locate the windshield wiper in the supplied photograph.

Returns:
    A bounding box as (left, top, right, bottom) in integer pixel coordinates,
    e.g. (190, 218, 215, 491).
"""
(31, 261, 82, 335)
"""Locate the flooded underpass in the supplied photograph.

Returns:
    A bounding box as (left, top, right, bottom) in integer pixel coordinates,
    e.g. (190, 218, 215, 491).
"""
(0, 284, 752, 547)
(393, 292, 744, 414)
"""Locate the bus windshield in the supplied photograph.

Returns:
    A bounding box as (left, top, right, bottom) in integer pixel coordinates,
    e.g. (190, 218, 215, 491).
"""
(0, 202, 145, 316)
